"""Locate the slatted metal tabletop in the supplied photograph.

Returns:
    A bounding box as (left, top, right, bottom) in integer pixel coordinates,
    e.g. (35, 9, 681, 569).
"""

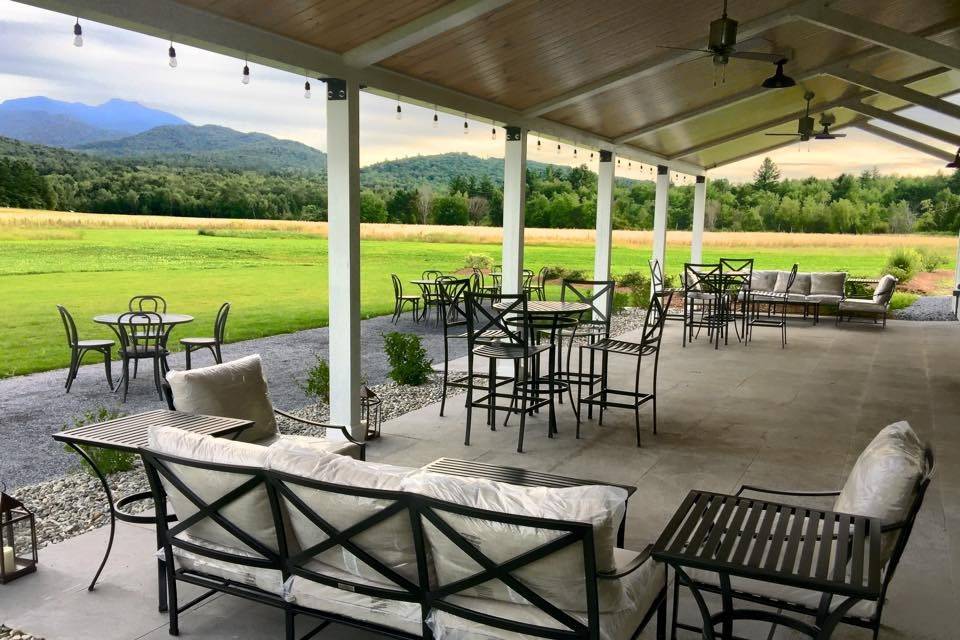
(53, 409, 253, 453)
(492, 300, 591, 315)
(652, 490, 882, 600)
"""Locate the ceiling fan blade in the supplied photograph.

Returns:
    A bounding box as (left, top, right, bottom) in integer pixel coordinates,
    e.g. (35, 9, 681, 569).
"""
(657, 45, 713, 54)
(729, 50, 789, 63)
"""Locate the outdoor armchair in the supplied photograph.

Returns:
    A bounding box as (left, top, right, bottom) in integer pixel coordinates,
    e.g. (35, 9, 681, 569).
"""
(838, 274, 897, 328)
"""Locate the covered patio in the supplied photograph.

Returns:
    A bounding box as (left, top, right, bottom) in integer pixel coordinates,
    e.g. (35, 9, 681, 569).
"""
(4, 1, 960, 639)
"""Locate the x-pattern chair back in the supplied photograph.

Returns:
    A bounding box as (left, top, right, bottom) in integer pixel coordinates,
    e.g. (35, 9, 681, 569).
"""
(562, 279, 614, 328)
(684, 263, 723, 295)
(640, 290, 674, 348)
(465, 291, 527, 346)
(438, 277, 471, 327)
(269, 473, 422, 600)
(418, 498, 599, 638)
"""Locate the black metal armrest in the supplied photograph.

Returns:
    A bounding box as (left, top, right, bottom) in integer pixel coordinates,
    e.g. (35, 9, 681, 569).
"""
(736, 485, 841, 498)
(598, 544, 652, 580)
(273, 408, 365, 448)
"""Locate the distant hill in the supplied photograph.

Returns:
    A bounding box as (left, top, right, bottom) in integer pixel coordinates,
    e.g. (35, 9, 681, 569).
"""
(78, 124, 328, 173)
(0, 97, 188, 141)
(0, 110, 125, 148)
(360, 152, 557, 188)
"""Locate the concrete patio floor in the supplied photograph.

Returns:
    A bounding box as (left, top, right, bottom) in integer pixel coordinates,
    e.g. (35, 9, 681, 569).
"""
(2, 318, 958, 639)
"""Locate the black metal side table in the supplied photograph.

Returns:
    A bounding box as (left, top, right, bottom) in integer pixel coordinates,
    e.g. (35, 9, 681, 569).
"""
(53, 409, 252, 608)
(652, 490, 882, 640)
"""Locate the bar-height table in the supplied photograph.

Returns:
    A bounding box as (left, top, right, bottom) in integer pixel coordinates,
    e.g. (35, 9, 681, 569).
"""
(53, 409, 253, 608)
(652, 490, 883, 640)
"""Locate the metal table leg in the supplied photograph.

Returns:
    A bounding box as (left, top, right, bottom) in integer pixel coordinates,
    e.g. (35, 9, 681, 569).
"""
(65, 443, 116, 592)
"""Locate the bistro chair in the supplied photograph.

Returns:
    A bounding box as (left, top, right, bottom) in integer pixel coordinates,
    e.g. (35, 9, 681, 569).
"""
(649, 259, 684, 327)
(179, 302, 230, 369)
(528, 266, 549, 300)
(129, 295, 167, 313)
(682, 263, 726, 348)
(470, 267, 500, 300)
(390, 274, 420, 324)
(418, 271, 444, 324)
(463, 291, 554, 453)
(720, 257, 754, 344)
(520, 268, 535, 298)
(576, 290, 673, 447)
(56, 304, 114, 393)
(748, 263, 797, 347)
(117, 311, 169, 402)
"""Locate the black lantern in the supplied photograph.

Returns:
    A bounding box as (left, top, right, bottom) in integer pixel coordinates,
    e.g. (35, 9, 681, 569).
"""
(1, 490, 38, 583)
(359, 386, 382, 440)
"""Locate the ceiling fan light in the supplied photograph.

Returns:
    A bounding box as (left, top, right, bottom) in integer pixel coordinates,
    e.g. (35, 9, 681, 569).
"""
(948, 149, 960, 169)
(762, 61, 795, 89)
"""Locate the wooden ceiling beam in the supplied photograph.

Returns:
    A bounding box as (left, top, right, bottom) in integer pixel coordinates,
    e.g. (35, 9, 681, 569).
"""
(856, 122, 956, 162)
(827, 66, 960, 121)
(843, 101, 960, 147)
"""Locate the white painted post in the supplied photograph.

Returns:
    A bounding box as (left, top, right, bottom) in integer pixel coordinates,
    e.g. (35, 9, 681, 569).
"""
(501, 126, 527, 295)
(652, 165, 670, 292)
(325, 78, 361, 431)
(594, 150, 616, 306)
(691, 175, 707, 263)
(954, 228, 960, 286)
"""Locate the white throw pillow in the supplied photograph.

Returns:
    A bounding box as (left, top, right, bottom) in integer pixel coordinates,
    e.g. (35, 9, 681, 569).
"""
(265, 442, 421, 588)
(834, 421, 926, 562)
(403, 471, 627, 612)
(147, 425, 277, 556)
(166, 354, 278, 444)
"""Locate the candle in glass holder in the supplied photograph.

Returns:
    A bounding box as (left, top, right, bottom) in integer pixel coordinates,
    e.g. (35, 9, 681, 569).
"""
(1, 546, 14, 574)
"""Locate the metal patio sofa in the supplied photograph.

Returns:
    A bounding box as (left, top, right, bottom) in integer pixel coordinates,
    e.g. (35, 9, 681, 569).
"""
(141, 425, 668, 640)
(749, 270, 847, 324)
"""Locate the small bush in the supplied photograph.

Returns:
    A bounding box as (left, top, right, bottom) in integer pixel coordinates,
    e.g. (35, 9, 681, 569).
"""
(542, 266, 586, 281)
(383, 332, 433, 386)
(917, 248, 948, 273)
(883, 248, 920, 283)
(302, 355, 331, 403)
(64, 407, 135, 476)
(615, 271, 650, 308)
(611, 291, 631, 314)
(463, 253, 493, 270)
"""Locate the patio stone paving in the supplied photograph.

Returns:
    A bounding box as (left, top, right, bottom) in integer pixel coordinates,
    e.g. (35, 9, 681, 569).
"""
(1, 318, 957, 639)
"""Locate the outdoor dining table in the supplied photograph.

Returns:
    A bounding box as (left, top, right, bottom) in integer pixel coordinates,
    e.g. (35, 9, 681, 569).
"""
(52, 409, 253, 609)
(652, 489, 883, 640)
(93, 312, 194, 337)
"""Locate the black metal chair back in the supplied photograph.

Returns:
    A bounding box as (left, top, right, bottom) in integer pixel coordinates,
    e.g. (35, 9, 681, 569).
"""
(649, 258, 667, 294)
(465, 291, 529, 348)
(521, 268, 535, 293)
(437, 277, 471, 328)
(214, 302, 231, 343)
(783, 263, 799, 292)
(57, 304, 79, 347)
(130, 295, 167, 313)
(641, 290, 674, 348)
(537, 266, 549, 289)
(421, 269, 443, 281)
(561, 279, 615, 337)
(683, 263, 723, 295)
(117, 311, 164, 354)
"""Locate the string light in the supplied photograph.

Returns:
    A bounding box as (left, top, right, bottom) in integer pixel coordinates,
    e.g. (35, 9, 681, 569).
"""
(590, 152, 594, 160)
(463, 113, 469, 135)
(73, 18, 83, 47)
(573, 148, 578, 159)
(395, 96, 402, 120)
(303, 74, 311, 99)
(491, 120, 497, 141)
(556, 142, 561, 155)
(241, 57, 250, 84)
(433, 105, 439, 128)
(537, 137, 542, 150)
(168, 41, 177, 68)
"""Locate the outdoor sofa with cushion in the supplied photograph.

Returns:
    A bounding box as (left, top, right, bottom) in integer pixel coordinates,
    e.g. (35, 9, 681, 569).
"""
(837, 274, 898, 328)
(164, 353, 365, 458)
(141, 426, 668, 640)
(749, 270, 847, 323)
(671, 421, 934, 640)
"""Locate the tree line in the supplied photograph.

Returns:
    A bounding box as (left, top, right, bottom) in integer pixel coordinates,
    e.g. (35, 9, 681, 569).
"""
(1, 135, 958, 234)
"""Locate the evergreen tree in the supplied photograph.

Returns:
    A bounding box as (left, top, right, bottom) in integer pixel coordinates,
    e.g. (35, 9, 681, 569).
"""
(753, 157, 781, 192)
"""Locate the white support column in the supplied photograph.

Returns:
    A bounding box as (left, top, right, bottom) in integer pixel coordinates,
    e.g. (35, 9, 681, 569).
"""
(652, 165, 670, 270)
(954, 229, 960, 288)
(325, 78, 361, 431)
(501, 126, 527, 295)
(691, 175, 707, 263)
(594, 150, 616, 305)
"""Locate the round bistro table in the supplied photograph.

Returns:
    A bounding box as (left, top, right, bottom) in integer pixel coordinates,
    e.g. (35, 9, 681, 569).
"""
(94, 313, 194, 394)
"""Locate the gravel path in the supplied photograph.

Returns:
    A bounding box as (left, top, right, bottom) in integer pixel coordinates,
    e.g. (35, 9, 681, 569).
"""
(0, 312, 462, 489)
(893, 295, 958, 321)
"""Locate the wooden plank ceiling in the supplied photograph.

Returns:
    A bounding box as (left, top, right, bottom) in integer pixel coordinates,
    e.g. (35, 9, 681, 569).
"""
(173, 0, 960, 170)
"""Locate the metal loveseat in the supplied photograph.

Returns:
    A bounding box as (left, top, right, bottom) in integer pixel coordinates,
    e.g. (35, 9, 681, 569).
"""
(749, 270, 847, 324)
(141, 425, 668, 640)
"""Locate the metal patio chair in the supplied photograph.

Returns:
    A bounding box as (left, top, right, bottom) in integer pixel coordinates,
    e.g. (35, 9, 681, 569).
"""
(720, 257, 754, 344)
(576, 290, 673, 447)
(527, 266, 549, 300)
(391, 274, 420, 324)
(649, 258, 684, 327)
(748, 263, 797, 347)
(418, 270, 444, 324)
(470, 267, 500, 299)
(57, 304, 115, 392)
(682, 263, 724, 348)
(117, 311, 169, 402)
(179, 302, 230, 369)
(129, 294, 167, 313)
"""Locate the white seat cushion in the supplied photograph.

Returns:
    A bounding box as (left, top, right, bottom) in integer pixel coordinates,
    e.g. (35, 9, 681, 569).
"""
(403, 471, 627, 613)
(426, 548, 664, 640)
(266, 442, 421, 588)
(834, 421, 925, 562)
(163, 537, 285, 595)
(259, 433, 362, 459)
(166, 354, 278, 444)
(806, 294, 842, 305)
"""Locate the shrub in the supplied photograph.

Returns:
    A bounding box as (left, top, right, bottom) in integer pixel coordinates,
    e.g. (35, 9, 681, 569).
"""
(883, 248, 920, 283)
(616, 271, 650, 308)
(383, 332, 433, 386)
(302, 355, 331, 403)
(542, 265, 585, 281)
(463, 253, 493, 270)
(917, 248, 948, 273)
(63, 406, 135, 476)
(611, 291, 631, 314)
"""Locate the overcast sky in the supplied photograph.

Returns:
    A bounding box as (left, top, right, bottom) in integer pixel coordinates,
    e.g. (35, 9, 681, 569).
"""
(1, 0, 956, 183)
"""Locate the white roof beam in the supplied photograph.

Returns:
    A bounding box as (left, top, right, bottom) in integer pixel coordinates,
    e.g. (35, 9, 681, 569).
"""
(827, 66, 960, 120)
(520, 0, 820, 118)
(342, 0, 513, 68)
(17, 0, 703, 174)
(843, 101, 960, 147)
(857, 122, 956, 162)
(796, 4, 960, 70)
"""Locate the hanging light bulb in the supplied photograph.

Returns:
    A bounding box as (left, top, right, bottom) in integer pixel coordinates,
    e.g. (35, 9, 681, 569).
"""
(168, 41, 178, 68)
(303, 79, 311, 99)
(537, 137, 542, 150)
(396, 96, 402, 120)
(590, 152, 594, 160)
(573, 148, 578, 159)
(617, 159, 621, 166)
(241, 58, 250, 84)
(556, 143, 561, 155)
(463, 114, 469, 134)
(433, 106, 439, 128)
(491, 120, 497, 141)
(73, 18, 83, 47)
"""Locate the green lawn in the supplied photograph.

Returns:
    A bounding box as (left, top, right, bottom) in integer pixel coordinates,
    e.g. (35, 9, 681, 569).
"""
(0, 226, 927, 377)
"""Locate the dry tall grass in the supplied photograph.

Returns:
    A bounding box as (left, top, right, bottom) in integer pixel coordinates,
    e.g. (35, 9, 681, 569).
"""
(2, 208, 956, 251)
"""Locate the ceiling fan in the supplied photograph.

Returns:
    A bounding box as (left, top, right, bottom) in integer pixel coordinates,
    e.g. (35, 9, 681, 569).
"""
(766, 91, 817, 141)
(658, 0, 795, 88)
(813, 112, 847, 140)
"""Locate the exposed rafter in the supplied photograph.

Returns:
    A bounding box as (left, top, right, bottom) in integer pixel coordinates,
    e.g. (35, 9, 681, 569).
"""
(520, 0, 821, 118)
(342, 0, 512, 68)
(827, 67, 960, 121)
(796, 4, 960, 70)
(19, 0, 703, 174)
(856, 122, 956, 162)
(844, 101, 960, 147)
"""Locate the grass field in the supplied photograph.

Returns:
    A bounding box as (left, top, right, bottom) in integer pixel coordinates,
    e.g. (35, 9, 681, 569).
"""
(1, 209, 953, 377)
